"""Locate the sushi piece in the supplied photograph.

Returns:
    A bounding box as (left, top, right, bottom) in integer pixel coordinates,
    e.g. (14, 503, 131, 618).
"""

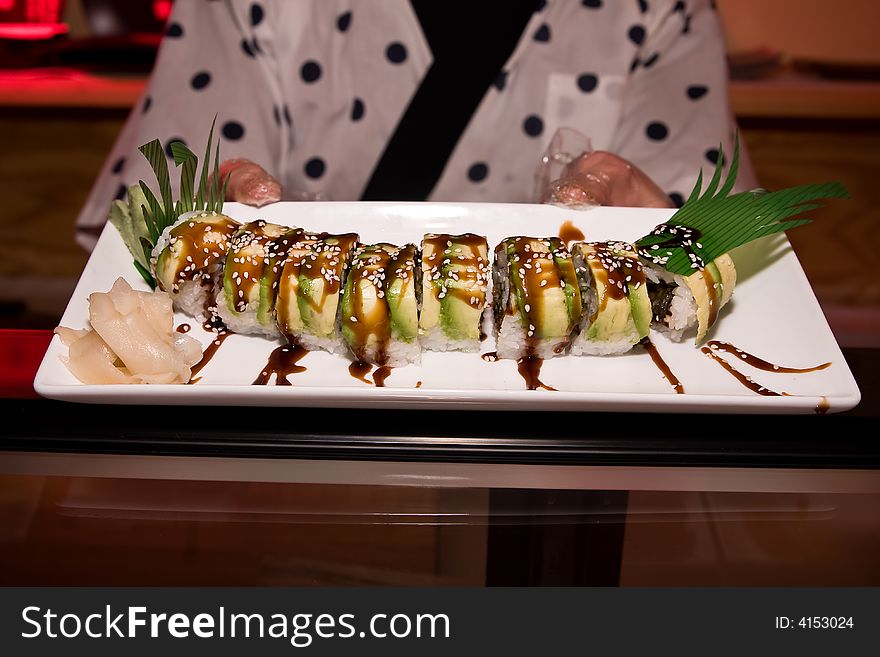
(151, 211, 240, 318)
(254, 226, 309, 335)
(276, 230, 359, 354)
(214, 220, 294, 337)
(340, 243, 421, 366)
(571, 241, 651, 355)
(641, 247, 736, 343)
(419, 233, 490, 352)
(492, 237, 582, 360)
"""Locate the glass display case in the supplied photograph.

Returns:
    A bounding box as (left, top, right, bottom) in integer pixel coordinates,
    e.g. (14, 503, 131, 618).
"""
(2, 347, 878, 586)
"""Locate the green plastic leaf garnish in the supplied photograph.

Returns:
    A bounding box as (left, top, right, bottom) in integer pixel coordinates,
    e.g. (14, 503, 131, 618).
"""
(107, 117, 227, 287)
(636, 134, 849, 276)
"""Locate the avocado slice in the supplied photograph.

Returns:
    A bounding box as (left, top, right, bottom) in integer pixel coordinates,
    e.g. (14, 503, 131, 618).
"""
(153, 212, 239, 294)
(575, 241, 650, 345)
(419, 234, 489, 342)
(258, 227, 306, 329)
(386, 243, 420, 342)
(296, 233, 357, 338)
(500, 237, 581, 341)
(222, 220, 290, 317)
(341, 243, 418, 363)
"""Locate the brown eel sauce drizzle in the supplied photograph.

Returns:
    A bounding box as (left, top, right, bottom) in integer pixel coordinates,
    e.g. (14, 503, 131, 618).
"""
(639, 224, 719, 328)
(156, 213, 239, 294)
(422, 234, 490, 311)
(373, 365, 393, 387)
(175, 323, 191, 333)
(705, 341, 831, 373)
(344, 244, 416, 372)
(188, 315, 233, 384)
(500, 237, 579, 391)
(702, 264, 719, 328)
(482, 349, 554, 391)
(224, 221, 285, 313)
(558, 220, 585, 247)
(700, 346, 787, 396)
(517, 356, 557, 391)
(640, 338, 685, 394)
(276, 231, 358, 342)
(347, 362, 393, 388)
(252, 344, 308, 385)
(639, 224, 705, 271)
(582, 242, 647, 315)
(348, 361, 373, 384)
(701, 340, 832, 398)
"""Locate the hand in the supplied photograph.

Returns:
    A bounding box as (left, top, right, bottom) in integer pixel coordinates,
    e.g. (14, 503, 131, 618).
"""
(211, 158, 282, 207)
(548, 151, 674, 209)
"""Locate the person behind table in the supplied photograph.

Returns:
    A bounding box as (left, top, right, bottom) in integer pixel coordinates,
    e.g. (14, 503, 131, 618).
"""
(75, 0, 756, 246)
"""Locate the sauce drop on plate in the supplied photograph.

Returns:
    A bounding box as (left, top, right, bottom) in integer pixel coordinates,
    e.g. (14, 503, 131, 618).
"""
(701, 340, 832, 397)
(252, 344, 308, 385)
(705, 341, 831, 373)
(188, 317, 233, 383)
(348, 360, 373, 385)
(373, 365, 393, 387)
(516, 356, 557, 391)
(558, 220, 585, 247)
(700, 346, 786, 396)
(641, 338, 685, 394)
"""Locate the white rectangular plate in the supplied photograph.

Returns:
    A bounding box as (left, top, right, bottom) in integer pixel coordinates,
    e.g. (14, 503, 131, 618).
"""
(35, 202, 860, 414)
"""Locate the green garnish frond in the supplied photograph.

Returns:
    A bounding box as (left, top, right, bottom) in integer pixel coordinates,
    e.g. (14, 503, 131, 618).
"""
(107, 117, 229, 287)
(636, 134, 849, 276)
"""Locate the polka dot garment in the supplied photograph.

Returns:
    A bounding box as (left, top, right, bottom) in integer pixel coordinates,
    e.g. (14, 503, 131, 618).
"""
(305, 157, 326, 179)
(222, 121, 246, 141)
(76, 0, 755, 249)
(523, 115, 544, 137)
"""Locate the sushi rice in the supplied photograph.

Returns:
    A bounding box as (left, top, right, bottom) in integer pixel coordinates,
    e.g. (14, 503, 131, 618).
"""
(419, 233, 491, 353)
(151, 211, 241, 320)
(643, 253, 736, 343)
(214, 220, 292, 338)
(570, 241, 651, 356)
(493, 237, 582, 360)
(341, 243, 421, 367)
(276, 231, 359, 355)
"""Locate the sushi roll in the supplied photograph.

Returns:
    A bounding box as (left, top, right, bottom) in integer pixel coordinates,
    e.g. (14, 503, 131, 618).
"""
(419, 233, 490, 352)
(571, 241, 651, 355)
(341, 243, 421, 366)
(151, 211, 240, 318)
(276, 230, 359, 354)
(492, 237, 582, 360)
(640, 247, 736, 343)
(214, 220, 294, 337)
(255, 226, 309, 334)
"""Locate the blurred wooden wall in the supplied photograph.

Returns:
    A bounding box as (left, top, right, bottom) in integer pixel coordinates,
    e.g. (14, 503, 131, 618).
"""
(718, 0, 880, 63)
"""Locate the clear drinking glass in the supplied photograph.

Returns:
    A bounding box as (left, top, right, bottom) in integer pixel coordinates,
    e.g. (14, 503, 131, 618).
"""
(533, 127, 597, 208)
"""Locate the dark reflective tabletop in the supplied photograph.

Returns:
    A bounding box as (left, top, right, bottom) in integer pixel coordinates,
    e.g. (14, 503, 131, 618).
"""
(4, 345, 879, 469)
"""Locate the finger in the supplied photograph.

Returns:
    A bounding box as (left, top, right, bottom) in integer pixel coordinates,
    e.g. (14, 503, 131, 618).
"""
(211, 158, 282, 207)
(562, 151, 674, 208)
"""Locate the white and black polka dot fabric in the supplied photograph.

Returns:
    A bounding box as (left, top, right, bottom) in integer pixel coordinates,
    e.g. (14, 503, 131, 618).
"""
(76, 0, 756, 249)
